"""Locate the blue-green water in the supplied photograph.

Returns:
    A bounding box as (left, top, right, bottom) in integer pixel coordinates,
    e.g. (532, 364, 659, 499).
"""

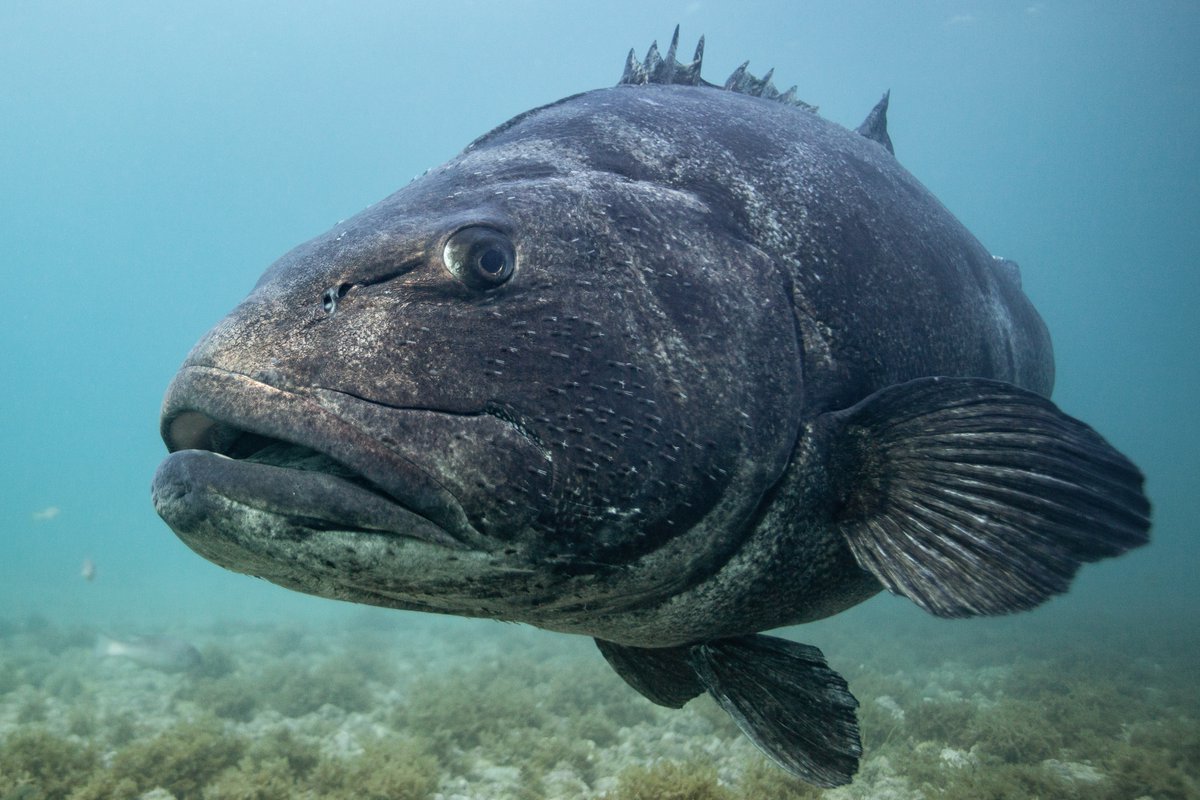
(2, 3, 1197, 798)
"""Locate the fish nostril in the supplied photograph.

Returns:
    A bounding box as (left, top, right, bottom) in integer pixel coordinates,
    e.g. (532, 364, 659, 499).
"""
(166, 411, 218, 452)
(321, 283, 353, 315)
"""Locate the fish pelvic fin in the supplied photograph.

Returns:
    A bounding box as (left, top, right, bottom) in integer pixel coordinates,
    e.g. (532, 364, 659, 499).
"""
(818, 376, 1151, 618)
(596, 639, 702, 708)
(691, 636, 861, 786)
(595, 635, 861, 787)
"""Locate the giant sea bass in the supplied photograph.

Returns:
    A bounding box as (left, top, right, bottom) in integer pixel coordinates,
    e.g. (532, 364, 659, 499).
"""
(152, 29, 1150, 785)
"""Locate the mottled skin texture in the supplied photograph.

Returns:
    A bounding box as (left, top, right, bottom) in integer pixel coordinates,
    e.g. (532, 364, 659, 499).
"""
(154, 83, 1052, 647)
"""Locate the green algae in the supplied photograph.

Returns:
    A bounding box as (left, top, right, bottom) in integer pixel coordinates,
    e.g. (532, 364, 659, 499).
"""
(179, 672, 261, 722)
(203, 733, 439, 800)
(605, 760, 734, 800)
(734, 758, 824, 799)
(12, 695, 47, 726)
(71, 716, 244, 800)
(604, 757, 825, 800)
(178, 649, 390, 721)
(845, 632, 1200, 800)
(0, 615, 1197, 799)
(261, 658, 376, 717)
(0, 721, 440, 800)
(192, 645, 237, 680)
(390, 649, 655, 785)
(310, 736, 440, 800)
(0, 729, 97, 800)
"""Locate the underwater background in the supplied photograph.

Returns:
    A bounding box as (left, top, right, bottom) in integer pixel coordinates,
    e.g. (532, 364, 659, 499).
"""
(2, 2, 1197, 798)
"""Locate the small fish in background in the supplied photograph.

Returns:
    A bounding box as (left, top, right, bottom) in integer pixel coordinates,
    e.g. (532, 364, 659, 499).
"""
(94, 634, 203, 673)
(31, 506, 60, 522)
(80, 557, 96, 582)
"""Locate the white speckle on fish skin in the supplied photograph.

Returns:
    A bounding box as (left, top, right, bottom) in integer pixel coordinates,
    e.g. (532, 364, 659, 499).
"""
(457, 137, 588, 175)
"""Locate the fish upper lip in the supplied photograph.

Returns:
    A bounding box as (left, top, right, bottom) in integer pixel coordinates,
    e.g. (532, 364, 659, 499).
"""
(159, 365, 482, 548)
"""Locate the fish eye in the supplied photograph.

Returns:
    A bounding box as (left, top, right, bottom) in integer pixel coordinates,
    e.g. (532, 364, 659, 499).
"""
(442, 226, 516, 289)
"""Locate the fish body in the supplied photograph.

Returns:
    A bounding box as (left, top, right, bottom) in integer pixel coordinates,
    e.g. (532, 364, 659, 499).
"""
(152, 32, 1149, 785)
(95, 634, 202, 673)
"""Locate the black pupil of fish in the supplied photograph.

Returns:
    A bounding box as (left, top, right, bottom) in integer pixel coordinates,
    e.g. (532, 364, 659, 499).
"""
(478, 248, 506, 275)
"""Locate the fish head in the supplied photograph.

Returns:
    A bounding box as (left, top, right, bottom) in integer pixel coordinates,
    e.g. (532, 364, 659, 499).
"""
(153, 87, 803, 626)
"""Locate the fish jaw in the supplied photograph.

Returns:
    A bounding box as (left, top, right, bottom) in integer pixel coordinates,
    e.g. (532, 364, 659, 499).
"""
(152, 449, 513, 613)
(152, 365, 560, 617)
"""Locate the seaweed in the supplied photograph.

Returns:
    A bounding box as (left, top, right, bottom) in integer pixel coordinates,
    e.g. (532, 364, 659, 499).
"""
(389, 649, 657, 786)
(392, 660, 552, 761)
(309, 735, 440, 800)
(260, 627, 306, 658)
(734, 757, 824, 799)
(1, 612, 1196, 799)
(841, 640, 1200, 800)
(262, 659, 376, 717)
(605, 760, 734, 800)
(0, 729, 97, 800)
(72, 716, 244, 800)
(246, 728, 322, 776)
(186, 730, 439, 800)
(1, 781, 40, 800)
(201, 756, 297, 800)
(0, 661, 19, 697)
(13, 693, 47, 725)
(64, 707, 97, 739)
(1098, 718, 1200, 800)
(179, 651, 384, 721)
(178, 672, 261, 722)
(192, 644, 237, 680)
(101, 710, 140, 748)
(964, 698, 1064, 763)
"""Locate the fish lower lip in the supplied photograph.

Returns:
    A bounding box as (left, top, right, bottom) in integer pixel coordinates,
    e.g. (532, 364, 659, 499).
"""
(157, 366, 481, 546)
(153, 449, 465, 549)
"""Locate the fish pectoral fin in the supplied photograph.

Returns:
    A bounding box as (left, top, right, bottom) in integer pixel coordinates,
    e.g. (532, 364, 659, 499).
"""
(689, 635, 861, 787)
(821, 376, 1151, 618)
(595, 638, 703, 708)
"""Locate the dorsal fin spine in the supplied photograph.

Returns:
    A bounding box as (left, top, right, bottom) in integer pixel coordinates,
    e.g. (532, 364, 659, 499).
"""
(617, 29, 815, 111)
(621, 48, 646, 85)
(855, 90, 894, 155)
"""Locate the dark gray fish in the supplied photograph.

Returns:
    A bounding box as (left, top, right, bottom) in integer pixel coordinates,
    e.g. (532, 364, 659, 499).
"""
(151, 28, 1149, 786)
(95, 634, 202, 673)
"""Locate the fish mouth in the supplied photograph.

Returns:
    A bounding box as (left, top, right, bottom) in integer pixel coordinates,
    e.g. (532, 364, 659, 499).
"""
(153, 366, 483, 558)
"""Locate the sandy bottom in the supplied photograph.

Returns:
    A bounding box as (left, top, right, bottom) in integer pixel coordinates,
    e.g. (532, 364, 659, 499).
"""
(1, 601, 1196, 800)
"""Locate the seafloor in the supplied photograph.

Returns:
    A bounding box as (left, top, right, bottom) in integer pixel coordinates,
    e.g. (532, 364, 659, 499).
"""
(1, 600, 1196, 800)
